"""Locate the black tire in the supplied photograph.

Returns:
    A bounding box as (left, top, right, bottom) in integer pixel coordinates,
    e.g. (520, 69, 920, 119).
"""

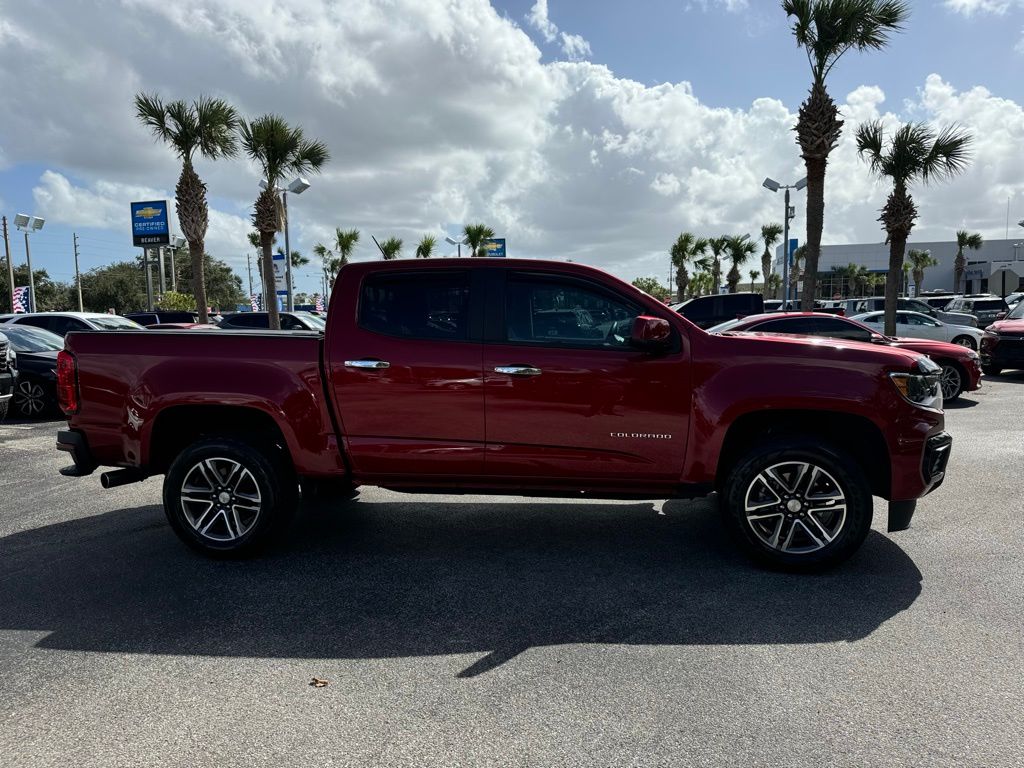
(951, 335, 976, 350)
(13, 377, 52, 419)
(163, 437, 298, 557)
(982, 364, 1002, 376)
(721, 439, 873, 572)
(0, 399, 8, 421)
(938, 361, 964, 402)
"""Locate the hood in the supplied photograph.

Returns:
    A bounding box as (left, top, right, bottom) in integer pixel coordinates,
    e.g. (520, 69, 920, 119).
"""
(986, 319, 1024, 334)
(15, 349, 60, 369)
(886, 337, 976, 359)
(716, 331, 922, 368)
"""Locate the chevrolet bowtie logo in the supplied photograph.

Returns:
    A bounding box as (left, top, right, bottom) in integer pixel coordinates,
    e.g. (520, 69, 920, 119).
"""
(135, 206, 162, 219)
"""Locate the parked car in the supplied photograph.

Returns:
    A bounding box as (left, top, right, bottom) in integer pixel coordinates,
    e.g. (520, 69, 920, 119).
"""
(670, 292, 764, 329)
(763, 300, 842, 314)
(980, 299, 1024, 375)
(57, 258, 952, 571)
(217, 311, 327, 331)
(851, 311, 984, 350)
(145, 323, 219, 330)
(124, 311, 202, 326)
(943, 295, 1009, 328)
(0, 331, 15, 421)
(708, 312, 982, 401)
(844, 296, 977, 327)
(1002, 292, 1024, 311)
(0, 312, 144, 336)
(0, 324, 62, 418)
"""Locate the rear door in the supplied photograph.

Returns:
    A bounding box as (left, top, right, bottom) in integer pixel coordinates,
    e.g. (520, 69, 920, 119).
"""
(325, 268, 485, 479)
(481, 270, 689, 488)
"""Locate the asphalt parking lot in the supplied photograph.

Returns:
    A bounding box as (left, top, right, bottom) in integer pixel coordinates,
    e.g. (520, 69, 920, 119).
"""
(2, 376, 1023, 768)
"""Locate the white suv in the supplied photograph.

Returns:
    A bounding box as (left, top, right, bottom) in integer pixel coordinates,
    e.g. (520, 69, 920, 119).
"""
(0, 312, 145, 337)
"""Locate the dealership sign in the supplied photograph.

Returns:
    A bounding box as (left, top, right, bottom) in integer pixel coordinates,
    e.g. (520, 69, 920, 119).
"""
(482, 238, 507, 257)
(272, 250, 289, 295)
(130, 200, 170, 247)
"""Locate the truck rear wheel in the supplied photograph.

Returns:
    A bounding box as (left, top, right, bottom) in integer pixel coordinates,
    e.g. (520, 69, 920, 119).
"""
(722, 440, 873, 571)
(163, 437, 297, 557)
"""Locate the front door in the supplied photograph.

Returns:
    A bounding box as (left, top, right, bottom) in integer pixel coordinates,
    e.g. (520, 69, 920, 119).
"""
(482, 270, 690, 489)
(325, 268, 485, 480)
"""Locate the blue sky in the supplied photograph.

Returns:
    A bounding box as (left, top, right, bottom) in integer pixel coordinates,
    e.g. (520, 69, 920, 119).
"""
(2, 0, 1023, 299)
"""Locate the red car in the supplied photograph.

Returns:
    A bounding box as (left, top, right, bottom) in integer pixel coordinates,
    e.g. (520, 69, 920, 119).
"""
(980, 301, 1024, 375)
(710, 312, 982, 402)
(56, 259, 952, 570)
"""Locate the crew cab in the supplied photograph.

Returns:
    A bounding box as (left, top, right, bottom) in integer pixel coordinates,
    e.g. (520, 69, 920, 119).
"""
(980, 299, 1024, 375)
(56, 259, 953, 570)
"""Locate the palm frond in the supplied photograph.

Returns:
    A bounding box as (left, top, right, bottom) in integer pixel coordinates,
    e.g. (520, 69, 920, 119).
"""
(193, 96, 240, 160)
(855, 119, 886, 172)
(920, 123, 972, 184)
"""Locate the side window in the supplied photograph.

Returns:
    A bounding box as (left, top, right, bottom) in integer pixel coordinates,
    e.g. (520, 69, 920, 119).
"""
(862, 315, 882, 324)
(816, 318, 872, 342)
(901, 314, 925, 326)
(359, 272, 470, 340)
(280, 315, 302, 331)
(505, 276, 640, 349)
(57, 318, 90, 335)
(752, 318, 821, 335)
(15, 316, 54, 332)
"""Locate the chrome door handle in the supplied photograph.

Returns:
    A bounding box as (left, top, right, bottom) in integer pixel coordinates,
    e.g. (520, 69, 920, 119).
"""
(494, 365, 541, 377)
(345, 359, 390, 369)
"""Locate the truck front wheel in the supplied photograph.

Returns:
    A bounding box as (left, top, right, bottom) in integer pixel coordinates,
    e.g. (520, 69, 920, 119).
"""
(163, 437, 297, 557)
(722, 440, 873, 571)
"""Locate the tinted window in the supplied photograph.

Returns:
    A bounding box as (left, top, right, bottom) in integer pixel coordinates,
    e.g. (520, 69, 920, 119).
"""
(974, 300, 1005, 311)
(226, 314, 265, 328)
(14, 316, 57, 333)
(861, 314, 882, 324)
(816, 318, 872, 342)
(0, 324, 63, 352)
(751, 318, 820, 335)
(280, 314, 306, 331)
(505, 276, 639, 349)
(360, 272, 470, 340)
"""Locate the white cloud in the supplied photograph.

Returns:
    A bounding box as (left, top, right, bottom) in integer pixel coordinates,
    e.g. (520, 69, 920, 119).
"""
(3, 1, 1023, 292)
(686, 0, 749, 12)
(560, 32, 591, 61)
(944, 0, 1016, 14)
(526, 0, 558, 43)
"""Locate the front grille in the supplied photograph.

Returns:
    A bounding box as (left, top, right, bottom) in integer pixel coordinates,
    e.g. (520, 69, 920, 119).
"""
(923, 432, 953, 489)
(0, 339, 8, 373)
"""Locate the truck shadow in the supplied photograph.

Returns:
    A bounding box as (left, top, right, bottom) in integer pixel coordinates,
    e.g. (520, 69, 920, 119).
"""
(0, 497, 922, 677)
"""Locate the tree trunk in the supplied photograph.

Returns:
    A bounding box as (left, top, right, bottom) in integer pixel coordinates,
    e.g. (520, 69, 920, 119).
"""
(676, 267, 688, 302)
(175, 159, 209, 323)
(953, 248, 965, 293)
(913, 269, 924, 293)
(880, 186, 917, 336)
(884, 237, 906, 337)
(260, 230, 280, 330)
(801, 157, 826, 310)
(761, 250, 772, 297)
(726, 264, 740, 293)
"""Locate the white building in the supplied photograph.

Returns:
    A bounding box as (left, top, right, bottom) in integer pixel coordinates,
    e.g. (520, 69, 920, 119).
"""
(774, 237, 1024, 298)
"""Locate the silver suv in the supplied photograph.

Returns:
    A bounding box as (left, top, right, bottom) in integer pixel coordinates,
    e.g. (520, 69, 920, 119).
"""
(843, 297, 978, 327)
(944, 295, 1009, 328)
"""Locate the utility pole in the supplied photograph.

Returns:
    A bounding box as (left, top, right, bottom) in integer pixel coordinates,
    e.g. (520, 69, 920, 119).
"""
(73, 233, 83, 312)
(2, 216, 13, 313)
(157, 246, 166, 296)
(24, 231, 37, 313)
(282, 191, 294, 312)
(246, 252, 254, 298)
(169, 245, 177, 292)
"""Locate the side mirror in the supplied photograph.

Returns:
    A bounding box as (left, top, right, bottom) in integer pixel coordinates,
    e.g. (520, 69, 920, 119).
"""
(870, 333, 887, 344)
(630, 315, 672, 351)
(995, 312, 1007, 321)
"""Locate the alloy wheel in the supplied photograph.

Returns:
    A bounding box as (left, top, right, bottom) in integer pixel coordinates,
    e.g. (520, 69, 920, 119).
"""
(14, 381, 47, 417)
(744, 462, 847, 554)
(940, 365, 962, 400)
(952, 337, 975, 349)
(180, 458, 262, 542)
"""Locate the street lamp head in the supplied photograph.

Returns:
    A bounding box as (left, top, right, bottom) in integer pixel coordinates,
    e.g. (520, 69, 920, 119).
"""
(445, 235, 468, 246)
(762, 178, 780, 193)
(258, 179, 268, 191)
(287, 177, 311, 195)
(795, 177, 808, 191)
(171, 235, 186, 249)
(14, 213, 44, 232)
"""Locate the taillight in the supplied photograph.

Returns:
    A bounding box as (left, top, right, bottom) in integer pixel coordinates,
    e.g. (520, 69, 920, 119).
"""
(57, 350, 80, 415)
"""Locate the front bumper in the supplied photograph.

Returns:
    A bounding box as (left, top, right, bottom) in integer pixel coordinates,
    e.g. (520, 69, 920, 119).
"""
(0, 370, 14, 399)
(922, 431, 953, 492)
(981, 334, 1024, 370)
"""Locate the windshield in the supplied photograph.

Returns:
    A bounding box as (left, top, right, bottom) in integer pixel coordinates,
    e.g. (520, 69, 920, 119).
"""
(90, 315, 145, 330)
(298, 313, 327, 330)
(0, 324, 64, 352)
(706, 318, 746, 333)
(1007, 302, 1024, 320)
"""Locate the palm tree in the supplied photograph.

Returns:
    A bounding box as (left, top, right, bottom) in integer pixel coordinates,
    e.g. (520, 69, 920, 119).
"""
(855, 119, 971, 335)
(707, 237, 728, 293)
(380, 237, 403, 260)
(767, 273, 784, 299)
(288, 250, 309, 268)
(749, 269, 761, 292)
(759, 223, 784, 297)
(907, 248, 938, 294)
(670, 232, 708, 301)
(463, 223, 495, 257)
(415, 235, 436, 259)
(725, 234, 757, 293)
(790, 245, 807, 300)
(239, 114, 329, 330)
(134, 93, 240, 322)
(953, 230, 983, 293)
(313, 242, 336, 290)
(783, 0, 910, 309)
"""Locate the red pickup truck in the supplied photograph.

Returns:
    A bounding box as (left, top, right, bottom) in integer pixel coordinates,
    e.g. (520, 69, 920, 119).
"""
(56, 259, 952, 570)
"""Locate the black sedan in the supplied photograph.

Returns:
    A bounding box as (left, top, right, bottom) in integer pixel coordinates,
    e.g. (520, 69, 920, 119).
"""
(0, 324, 62, 418)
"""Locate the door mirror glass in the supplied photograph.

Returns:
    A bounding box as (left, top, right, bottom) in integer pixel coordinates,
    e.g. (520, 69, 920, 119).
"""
(630, 315, 671, 350)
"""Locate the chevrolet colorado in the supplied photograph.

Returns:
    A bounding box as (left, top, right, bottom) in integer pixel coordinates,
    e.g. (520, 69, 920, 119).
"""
(56, 259, 952, 569)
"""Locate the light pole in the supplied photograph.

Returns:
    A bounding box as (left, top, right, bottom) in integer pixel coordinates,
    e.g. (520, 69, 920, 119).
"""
(445, 235, 468, 257)
(762, 177, 807, 306)
(261, 177, 310, 312)
(13, 214, 44, 312)
(166, 235, 185, 293)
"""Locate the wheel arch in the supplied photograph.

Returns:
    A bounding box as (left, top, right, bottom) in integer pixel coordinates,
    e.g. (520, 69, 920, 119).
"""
(716, 410, 891, 498)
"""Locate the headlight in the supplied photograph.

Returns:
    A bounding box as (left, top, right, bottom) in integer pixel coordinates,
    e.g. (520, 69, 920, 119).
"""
(966, 349, 980, 359)
(890, 358, 942, 410)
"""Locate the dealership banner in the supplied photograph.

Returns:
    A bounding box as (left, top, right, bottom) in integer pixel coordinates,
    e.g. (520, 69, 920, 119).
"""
(130, 201, 170, 247)
(482, 238, 506, 257)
